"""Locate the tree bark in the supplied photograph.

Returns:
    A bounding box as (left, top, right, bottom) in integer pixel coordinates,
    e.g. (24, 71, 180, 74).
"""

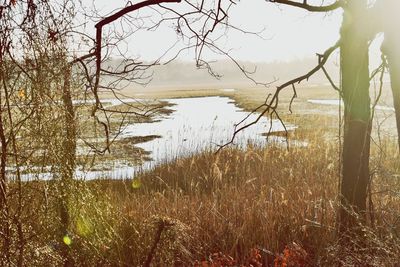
(386, 53, 400, 151)
(339, 0, 371, 236)
(380, 0, 400, 151)
(60, 65, 76, 267)
(0, 67, 11, 266)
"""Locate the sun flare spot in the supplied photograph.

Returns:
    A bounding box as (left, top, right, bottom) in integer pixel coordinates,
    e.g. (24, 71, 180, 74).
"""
(63, 235, 72, 246)
(132, 179, 142, 189)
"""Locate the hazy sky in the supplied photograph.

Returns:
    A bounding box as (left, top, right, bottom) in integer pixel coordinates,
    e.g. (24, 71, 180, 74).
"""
(79, 0, 382, 64)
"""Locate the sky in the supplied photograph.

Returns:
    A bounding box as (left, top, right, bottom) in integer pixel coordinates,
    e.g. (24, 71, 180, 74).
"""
(77, 0, 383, 66)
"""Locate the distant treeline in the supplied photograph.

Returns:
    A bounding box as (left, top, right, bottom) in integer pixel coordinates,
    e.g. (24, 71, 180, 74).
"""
(102, 58, 341, 89)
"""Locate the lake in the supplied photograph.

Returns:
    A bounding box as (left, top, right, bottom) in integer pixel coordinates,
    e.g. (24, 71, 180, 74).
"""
(20, 96, 295, 180)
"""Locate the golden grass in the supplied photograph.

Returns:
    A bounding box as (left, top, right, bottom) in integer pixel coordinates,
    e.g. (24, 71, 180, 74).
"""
(7, 130, 400, 266)
(81, 132, 397, 267)
(5, 85, 400, 266)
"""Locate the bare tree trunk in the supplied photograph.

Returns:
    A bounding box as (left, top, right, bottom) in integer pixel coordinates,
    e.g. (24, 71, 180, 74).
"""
(387, 57, 400, 151)
(374, 0, 400, 153)
(3, 75, 25, 267)
(59, 65, 76, 267)
(0, 70, 11, 266)
(382, 25, 400, 152)
(339, 0, 371, 237)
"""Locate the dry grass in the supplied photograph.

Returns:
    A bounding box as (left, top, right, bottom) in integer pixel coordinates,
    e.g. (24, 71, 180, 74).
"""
(126, 144, 338, 263)
(4, 85, 400, 266)
(82, 131, 398, 266)
(6, 130, 400, 266)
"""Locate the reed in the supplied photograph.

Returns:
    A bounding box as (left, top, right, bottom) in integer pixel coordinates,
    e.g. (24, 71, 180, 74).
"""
(7, 131, 400, 266)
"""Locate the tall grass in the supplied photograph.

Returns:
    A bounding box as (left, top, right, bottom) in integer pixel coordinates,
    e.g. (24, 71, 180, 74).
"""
(9, 132, 400, 266)
(112, 135, 339, 265)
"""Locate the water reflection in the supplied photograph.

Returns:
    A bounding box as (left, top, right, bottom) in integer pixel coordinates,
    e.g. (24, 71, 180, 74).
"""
(19, 96, 295, 180)
(120, 96, 294, 169)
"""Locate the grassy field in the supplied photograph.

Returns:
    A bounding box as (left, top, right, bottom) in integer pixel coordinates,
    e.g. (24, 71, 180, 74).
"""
(8, 85, 400, 266)
(23, 131, 400, 266)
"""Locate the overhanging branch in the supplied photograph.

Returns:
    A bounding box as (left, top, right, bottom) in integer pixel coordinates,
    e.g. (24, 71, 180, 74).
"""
(217, 40, 340, 152)
(93, 0, 182, 115)
(276, 40, 340, 91)
(268, 0, 343, 12)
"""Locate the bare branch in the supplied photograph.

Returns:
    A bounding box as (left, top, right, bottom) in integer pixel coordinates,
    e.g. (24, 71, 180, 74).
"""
(217, 40, 340, 152)
(276, 40, 340, 91)
(371, 54, 387, 116)
(93, 0, 182, 114)
(95, 0, 182, 29)
(268, 0, 343, 12)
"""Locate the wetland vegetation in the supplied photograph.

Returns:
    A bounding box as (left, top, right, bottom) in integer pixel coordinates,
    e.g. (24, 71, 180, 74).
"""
(2, 0, 400, 266)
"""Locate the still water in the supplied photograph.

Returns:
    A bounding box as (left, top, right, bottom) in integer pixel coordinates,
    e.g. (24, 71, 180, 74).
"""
(22, 96, 295, 180)
(120, 96, 294, 166)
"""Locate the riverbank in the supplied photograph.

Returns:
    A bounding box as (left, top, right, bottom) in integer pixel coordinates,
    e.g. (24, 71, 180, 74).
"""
(8, 85, 400, 266)
(20, 132, 400, 266)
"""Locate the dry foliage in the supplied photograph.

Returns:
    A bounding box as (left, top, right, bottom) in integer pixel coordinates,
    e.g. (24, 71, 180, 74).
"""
(3, 131, 400, 266)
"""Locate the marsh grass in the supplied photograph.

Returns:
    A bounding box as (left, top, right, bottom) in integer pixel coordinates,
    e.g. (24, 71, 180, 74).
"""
(7, 129, 400, 266)
(112, 133, 339, 264)
(99, 132, 400, 266)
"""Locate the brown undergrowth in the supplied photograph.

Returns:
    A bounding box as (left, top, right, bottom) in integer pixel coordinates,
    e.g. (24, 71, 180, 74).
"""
(6, 133, 400, 266)
(112, 135, 339, 266)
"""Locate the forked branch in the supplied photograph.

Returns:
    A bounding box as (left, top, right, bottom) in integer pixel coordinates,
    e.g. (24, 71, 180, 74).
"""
(93, 0, 182, 114)
(217, 40, 340, 152)
(275, 40, 340, 91)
